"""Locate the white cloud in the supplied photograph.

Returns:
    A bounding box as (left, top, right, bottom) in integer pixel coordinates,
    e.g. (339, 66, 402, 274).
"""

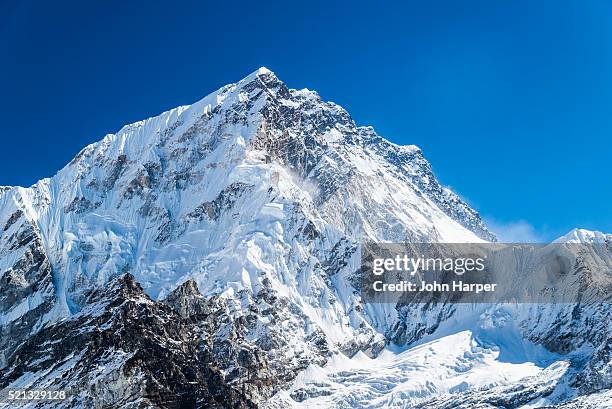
(484, 218, 548, 243)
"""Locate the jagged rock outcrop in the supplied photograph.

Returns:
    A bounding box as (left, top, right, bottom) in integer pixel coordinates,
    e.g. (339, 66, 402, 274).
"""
(0, 207, 56, 368)
(0, 274, 255, 408)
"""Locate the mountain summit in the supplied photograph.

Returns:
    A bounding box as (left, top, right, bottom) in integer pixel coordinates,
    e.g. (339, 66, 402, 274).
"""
(0, 69, 609, 408)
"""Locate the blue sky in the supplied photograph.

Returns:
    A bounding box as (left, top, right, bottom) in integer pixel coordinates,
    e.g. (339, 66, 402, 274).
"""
(1, 0, 610, 240)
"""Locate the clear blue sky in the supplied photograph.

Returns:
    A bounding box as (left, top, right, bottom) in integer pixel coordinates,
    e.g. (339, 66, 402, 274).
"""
(1, 0, 610, 240)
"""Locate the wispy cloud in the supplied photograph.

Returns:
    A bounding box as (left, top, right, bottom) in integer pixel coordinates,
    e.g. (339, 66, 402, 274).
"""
(484, 218, 548, 243)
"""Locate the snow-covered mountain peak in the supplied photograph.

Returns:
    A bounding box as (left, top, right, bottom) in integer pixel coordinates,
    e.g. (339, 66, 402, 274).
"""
(554, 228, 611, 244)
(2, 69, 499, 313)
(1, 76, 499, 376)
(1, 68, 611, 408)
(0, 68, 499, 386)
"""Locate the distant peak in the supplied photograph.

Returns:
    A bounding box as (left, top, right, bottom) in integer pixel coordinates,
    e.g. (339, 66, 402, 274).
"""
(554, 228, 610, 244)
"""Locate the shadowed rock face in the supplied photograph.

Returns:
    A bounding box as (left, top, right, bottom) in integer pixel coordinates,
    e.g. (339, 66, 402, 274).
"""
(0, 274, 256, 409)
(0, 215, 56, 368)
(164, 278, 333, 402)
(1, 273, 331, 408)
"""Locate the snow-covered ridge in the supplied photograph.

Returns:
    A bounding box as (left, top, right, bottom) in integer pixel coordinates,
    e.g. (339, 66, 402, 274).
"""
(554, 228, 611, 244)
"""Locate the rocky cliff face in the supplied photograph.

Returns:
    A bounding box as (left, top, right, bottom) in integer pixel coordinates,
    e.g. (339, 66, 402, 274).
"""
(0, 207, 56, 368)
(0, 68, 609, 408)
(1, 273, 257, 408)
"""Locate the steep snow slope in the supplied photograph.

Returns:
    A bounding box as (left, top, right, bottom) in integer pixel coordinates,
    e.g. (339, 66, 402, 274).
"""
(267, 330, 565, 409)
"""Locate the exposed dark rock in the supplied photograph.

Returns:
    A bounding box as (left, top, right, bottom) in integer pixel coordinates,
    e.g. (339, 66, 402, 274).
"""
(64, 196, 99, 214)
(186, 183, 253, 222)
(0, 219, 56, 367)
(575, 336, 612, 394)
(3, 209, 23, 231)
(0, 274, 256, 409)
